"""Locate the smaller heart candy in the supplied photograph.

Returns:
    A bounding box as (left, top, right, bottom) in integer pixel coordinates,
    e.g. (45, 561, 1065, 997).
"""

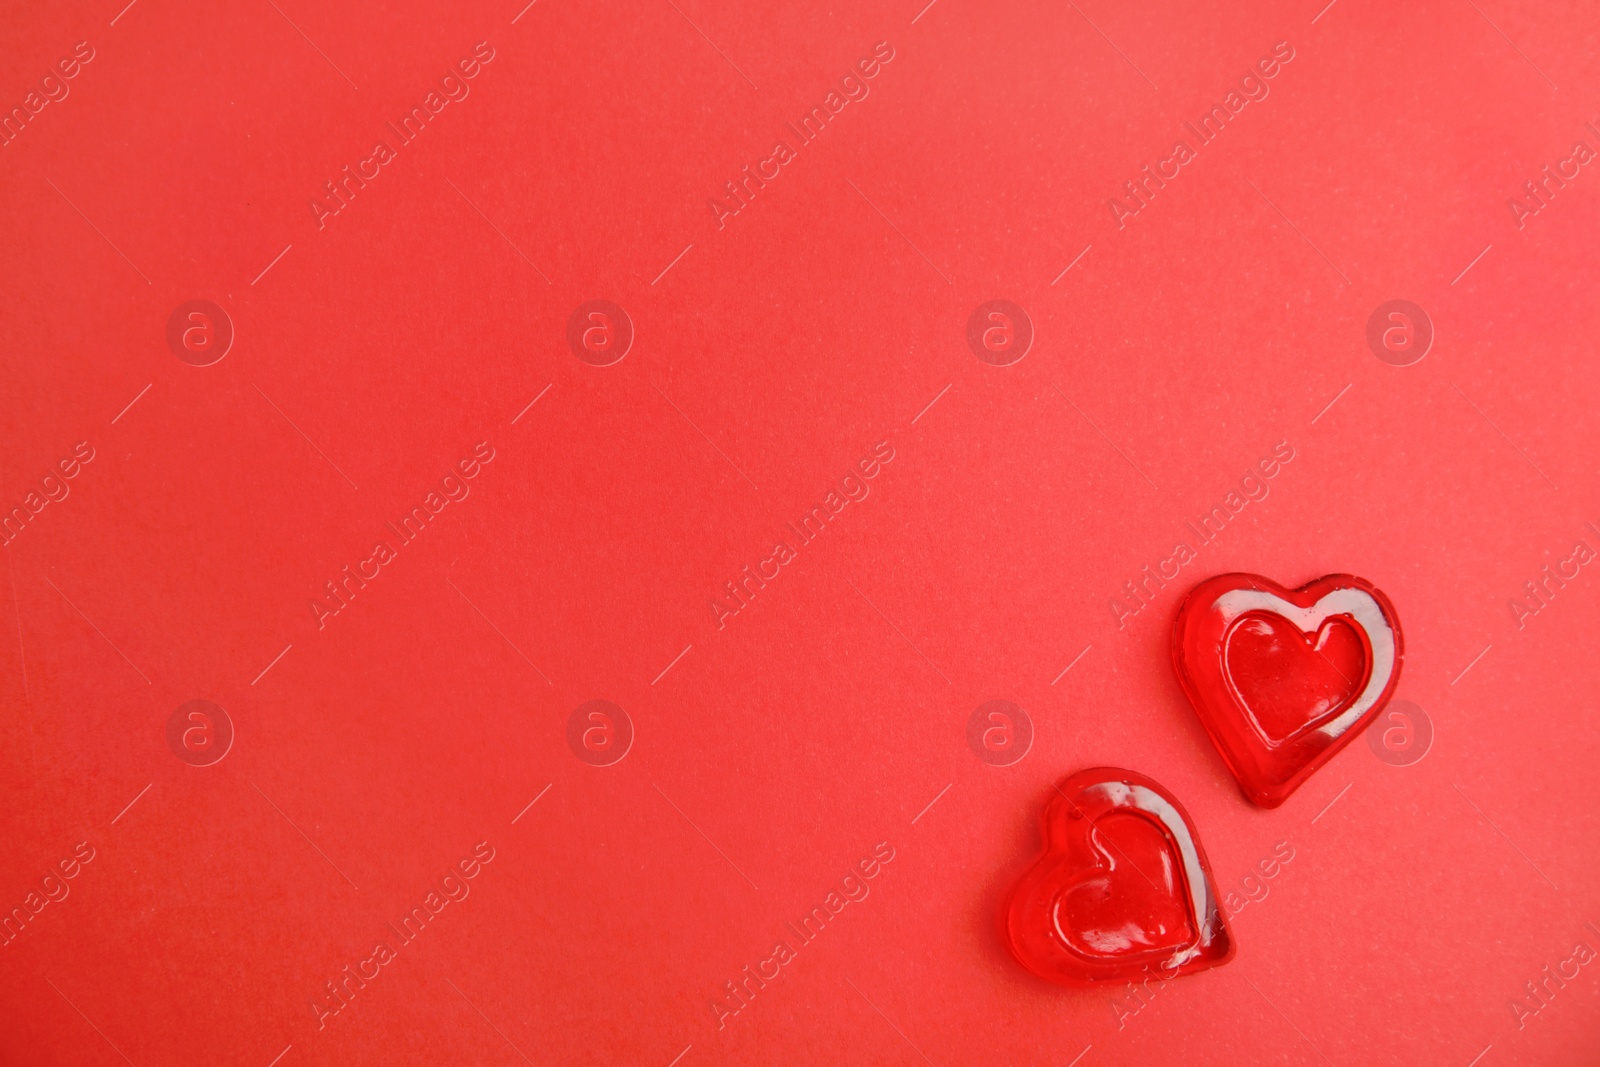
(1172, 573, 1404, 808)
(1003, 768, 1233, 985)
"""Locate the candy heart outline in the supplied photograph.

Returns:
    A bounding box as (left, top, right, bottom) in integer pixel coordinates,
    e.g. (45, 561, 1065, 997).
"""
(1219, 589, 1390, 744)
(1173, 573, 1404, 808)
(1003, 767, 1234, 985)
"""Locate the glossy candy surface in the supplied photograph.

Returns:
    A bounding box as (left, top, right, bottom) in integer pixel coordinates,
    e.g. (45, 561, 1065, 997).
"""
(1004, 768, 1233, 985)
(1172, 573, 1404, 808)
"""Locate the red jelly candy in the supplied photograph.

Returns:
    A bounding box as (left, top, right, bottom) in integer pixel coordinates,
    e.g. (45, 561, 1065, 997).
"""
(1004, 767, 1234, 985)
(1172, 573, 1404, 808)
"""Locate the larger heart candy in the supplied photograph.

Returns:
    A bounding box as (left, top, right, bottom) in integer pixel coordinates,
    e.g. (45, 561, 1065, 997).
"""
(1003, 768, 1233, 985)
(1172, 573, 1404, 808)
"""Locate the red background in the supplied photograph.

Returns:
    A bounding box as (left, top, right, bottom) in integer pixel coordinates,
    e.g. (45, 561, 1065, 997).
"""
(3, 0, 1599, 1063)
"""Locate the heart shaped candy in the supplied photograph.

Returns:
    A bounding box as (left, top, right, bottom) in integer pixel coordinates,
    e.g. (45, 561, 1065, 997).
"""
(1004, 768, 1233, 985)
(1172, 573, 1404, 808)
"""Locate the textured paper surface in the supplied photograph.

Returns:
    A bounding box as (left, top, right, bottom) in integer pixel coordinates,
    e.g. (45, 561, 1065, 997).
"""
(3, 0, 1598, 1064)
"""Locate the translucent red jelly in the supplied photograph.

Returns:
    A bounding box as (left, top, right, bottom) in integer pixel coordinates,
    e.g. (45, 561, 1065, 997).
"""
(1172, 573, 1404, 808)
(1004, 768, 1233, 985)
